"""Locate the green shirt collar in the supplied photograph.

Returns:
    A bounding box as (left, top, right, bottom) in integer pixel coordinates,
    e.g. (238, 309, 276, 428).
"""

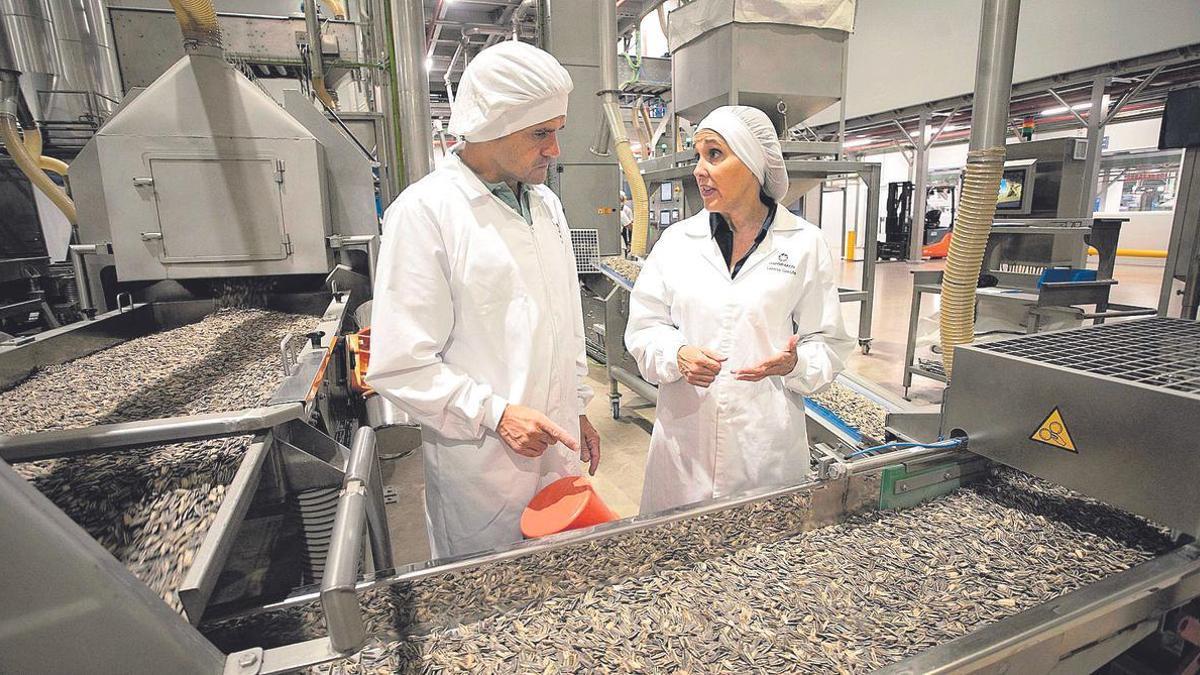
(453, 146, 533, 225)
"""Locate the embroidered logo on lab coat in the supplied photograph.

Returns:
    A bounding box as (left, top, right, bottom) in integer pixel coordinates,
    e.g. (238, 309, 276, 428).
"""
(767, 251, 797, 274)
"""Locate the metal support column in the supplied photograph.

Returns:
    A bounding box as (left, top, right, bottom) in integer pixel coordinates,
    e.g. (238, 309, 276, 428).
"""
(859, 164, 880, 351)
(392, 0, 434, 187)
(1161, 150, 1200, 317)
(1079, 76, 1107, 216)
(908, 111, 930, 261)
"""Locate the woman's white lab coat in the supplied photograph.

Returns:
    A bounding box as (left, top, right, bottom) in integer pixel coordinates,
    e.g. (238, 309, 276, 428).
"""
(625, 207, 853, 514)
(366, 153, 590, 558)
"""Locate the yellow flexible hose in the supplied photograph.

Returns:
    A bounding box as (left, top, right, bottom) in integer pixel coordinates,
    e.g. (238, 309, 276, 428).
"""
(617, 139, 650, 256)
(323, 0, 347, 19)
(23, 126, 41, 155)
(311, 73, 336, 109)
(19, 126, 68, 175)
(1, 116, 77, 224)
(939, 146, 1006, 378)
(602, 99, 649, 257)
(39, 155, 69, 176)
(167, 0, 222, 48)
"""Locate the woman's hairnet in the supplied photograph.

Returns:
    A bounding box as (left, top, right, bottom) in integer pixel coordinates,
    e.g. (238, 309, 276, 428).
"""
(448, 41, 573, 142)
(695, 106, 789, 201)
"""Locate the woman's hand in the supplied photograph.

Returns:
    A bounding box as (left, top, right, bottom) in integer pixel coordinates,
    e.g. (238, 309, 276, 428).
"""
(677, 345, 726, 388)
(733, 335, 800, 381)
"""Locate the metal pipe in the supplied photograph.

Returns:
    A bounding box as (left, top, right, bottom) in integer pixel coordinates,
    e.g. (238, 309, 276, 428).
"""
(391, 0, 433, 187)
(321, 426, 374, 654)
(610, 365, 657, 405)
(443, 38, 466, 105)
(67, 243, 96, 317)
(589, 116, 612, 157)
(343, 426, 393, 571)
(599, 0, 649, 256)
(968, 0, 1022, 151)
(304, 0, 336, 108)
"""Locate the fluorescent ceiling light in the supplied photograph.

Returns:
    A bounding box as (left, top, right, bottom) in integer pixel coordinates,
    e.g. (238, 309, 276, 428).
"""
(424, 56, 433, 72)
(912, 124, 963, 136)
(1040, 102, 1091, 116)
(843, 138, 874, 148)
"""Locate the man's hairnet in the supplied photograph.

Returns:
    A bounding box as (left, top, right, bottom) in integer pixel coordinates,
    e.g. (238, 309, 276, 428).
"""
(695, 106, 789, 201)
(448, 41, 573, 143)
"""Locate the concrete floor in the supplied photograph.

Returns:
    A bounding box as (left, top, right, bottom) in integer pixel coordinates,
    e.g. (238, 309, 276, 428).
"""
(380, 258, 1170, 566)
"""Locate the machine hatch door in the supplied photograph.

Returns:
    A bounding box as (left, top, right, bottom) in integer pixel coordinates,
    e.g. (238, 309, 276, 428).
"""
(149, 155, 290, 263)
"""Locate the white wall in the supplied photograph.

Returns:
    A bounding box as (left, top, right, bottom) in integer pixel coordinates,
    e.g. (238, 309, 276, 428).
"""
(810, 0, 1200, 125)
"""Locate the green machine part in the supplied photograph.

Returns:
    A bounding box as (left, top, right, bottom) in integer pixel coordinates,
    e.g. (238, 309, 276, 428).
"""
(878, 457, 990, 511)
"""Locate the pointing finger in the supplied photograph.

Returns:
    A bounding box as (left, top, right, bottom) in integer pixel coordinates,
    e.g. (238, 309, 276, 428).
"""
(539, 419, 581, 454)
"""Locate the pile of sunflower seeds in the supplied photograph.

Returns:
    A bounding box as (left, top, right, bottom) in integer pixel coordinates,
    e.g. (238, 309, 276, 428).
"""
(808, 381, 890, 442)
(600, 256, 643, 285)
(208, 468, 1170, 674)
(1, 309, 316, 613)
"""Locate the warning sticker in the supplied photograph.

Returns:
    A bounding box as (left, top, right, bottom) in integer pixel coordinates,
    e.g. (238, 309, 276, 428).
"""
(1031, 408, 1077, 453)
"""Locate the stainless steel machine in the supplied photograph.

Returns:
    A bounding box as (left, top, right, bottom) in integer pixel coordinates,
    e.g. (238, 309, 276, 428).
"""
(942, 317, 1200, 536)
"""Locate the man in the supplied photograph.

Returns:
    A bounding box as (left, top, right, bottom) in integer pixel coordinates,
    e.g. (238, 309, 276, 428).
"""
(366, 40, 602, 559)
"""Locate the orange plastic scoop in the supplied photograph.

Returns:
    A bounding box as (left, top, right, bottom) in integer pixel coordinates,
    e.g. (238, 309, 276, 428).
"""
(520, 476, 618, 539)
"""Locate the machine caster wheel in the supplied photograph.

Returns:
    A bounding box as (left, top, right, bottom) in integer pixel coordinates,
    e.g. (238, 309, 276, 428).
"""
(611, 401, 621, 420)
(860, 340, 872, 355)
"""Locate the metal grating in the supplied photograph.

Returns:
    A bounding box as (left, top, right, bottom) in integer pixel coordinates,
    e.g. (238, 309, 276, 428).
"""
(571, 229, 601, 275)
(974, 318, 1200, 395)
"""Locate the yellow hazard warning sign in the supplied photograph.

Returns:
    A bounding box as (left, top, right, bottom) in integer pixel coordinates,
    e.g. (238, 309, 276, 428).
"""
(1031, 408, 1077, 453)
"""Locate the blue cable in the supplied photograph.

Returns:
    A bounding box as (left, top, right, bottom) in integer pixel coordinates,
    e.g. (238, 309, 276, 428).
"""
(846, 437, 965, 460)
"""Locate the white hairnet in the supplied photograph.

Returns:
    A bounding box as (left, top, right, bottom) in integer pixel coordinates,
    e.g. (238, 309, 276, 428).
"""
(695, 106, 789, 201)
(448, 41, 573, 142)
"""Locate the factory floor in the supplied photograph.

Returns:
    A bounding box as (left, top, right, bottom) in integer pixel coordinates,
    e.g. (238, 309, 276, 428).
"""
(381, 258, 1170, 567)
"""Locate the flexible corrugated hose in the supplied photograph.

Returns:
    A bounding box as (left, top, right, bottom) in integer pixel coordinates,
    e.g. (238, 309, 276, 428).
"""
(21, 126, 69, 176)
(938, 145, 1006, 378)
(0, 116, 77, 224)
(323, 0, 347, 19)
(167, 0, 222, 48)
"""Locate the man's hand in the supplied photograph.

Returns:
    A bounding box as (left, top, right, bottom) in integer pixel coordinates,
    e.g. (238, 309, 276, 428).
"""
(578, 415, 601, 476)
(497, 404, 581, 458)
(733, 335, 800, 382)
(677, 345, 726, 388)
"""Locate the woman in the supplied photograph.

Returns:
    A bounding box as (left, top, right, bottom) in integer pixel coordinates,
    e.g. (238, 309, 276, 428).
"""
(625, 105, 853, 515)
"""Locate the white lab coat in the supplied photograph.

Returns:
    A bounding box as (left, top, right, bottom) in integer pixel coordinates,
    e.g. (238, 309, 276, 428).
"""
(366, 153, 591, 559)
(626, 207, 853, 515)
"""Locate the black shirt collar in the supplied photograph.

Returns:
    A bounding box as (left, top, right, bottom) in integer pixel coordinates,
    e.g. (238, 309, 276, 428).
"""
(709, 201, 778, 277)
